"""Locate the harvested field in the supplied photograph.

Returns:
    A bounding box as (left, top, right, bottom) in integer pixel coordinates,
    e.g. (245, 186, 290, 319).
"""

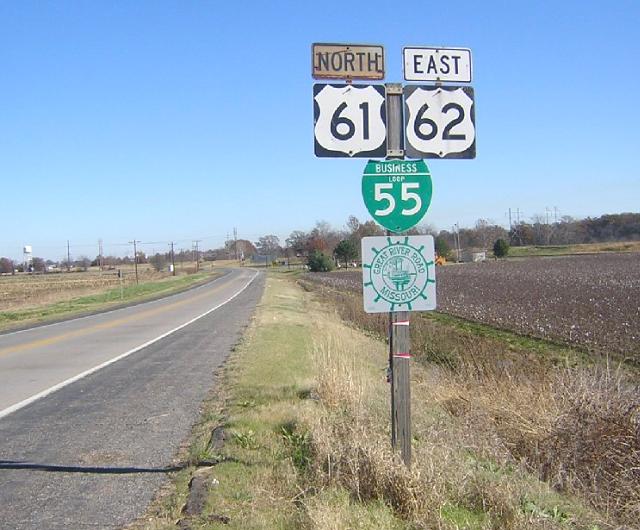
(304, 253, 640, 358)
(0, 265, 219, 331)
(0, 267, 165, 311)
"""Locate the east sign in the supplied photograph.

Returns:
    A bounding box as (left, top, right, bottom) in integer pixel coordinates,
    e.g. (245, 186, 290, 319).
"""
(361, 159, 432, 232)
(403, 47, 472, 83)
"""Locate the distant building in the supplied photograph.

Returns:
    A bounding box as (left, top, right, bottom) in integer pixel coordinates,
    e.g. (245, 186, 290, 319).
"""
(461, 249, 486, 263)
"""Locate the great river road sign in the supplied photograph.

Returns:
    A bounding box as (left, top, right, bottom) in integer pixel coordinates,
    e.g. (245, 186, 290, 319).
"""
(362, 235, 436, 313)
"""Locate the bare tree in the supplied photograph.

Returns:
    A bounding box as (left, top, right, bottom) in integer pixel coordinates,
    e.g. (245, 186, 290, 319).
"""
(31, 257, 46, 272)
(255, 235, 281, 265)
(286, 231, 309, 257)
(0, 257, 14, 274)
(77, 256, 91, 271)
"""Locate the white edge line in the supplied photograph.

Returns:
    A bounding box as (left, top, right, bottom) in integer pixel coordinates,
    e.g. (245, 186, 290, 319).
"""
(0, 269, 236, 338)
(0, 270, 260, 420)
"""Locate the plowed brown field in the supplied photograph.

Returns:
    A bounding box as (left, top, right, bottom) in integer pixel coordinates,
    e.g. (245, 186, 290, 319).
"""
(304, 253, 640, 357)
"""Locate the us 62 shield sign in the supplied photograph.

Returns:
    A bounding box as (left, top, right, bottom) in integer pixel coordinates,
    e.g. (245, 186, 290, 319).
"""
(313, 84, 386, 158)
(404, 85, 476, 159)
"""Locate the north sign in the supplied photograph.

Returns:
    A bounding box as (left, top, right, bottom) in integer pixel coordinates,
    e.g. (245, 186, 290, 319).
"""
(403, 47, 472, 83)
(362, 159, 432, 232)
(404, 85, 476, 159)
(312, 43, 385, 80)
(313, 84, 386, 158)
(362, 235, 436, 313)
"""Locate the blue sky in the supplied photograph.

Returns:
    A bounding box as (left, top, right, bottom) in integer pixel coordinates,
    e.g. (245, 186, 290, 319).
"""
(1, 0, 638, 260)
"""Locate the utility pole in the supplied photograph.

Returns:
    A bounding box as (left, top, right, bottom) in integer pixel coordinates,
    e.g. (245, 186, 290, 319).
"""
(385, 82, 411, 467)
(453, 225, 457, 261)
(67, 240, 71, 272)
(233, 227, 239, 261)
(509, 208, 515, 245)
(193, 240, 202, 272)
(98, 238, 104, 271)
(545, 207, 553, 246)
(169, 242, 176, 276)
(129, 240, 140, 285)
(510, 209, 521, 245)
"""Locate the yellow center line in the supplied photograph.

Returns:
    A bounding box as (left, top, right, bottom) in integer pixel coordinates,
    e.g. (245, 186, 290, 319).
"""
(0, 280, 235, 358)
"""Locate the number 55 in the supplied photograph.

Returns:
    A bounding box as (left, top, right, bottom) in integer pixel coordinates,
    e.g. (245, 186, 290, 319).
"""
(373, 182, 422, 216)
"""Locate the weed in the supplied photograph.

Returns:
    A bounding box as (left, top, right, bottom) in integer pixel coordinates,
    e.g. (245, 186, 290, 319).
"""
(231, 429, 260, 450)
(280, 422, 312, 471)
(522, 500, 569, 522)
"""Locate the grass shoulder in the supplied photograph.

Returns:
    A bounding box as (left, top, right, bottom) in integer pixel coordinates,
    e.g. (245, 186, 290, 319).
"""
(138, 271, 607, 529)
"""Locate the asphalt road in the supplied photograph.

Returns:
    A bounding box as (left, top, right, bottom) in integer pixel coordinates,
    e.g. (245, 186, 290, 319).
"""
(0, 268, 264, 529)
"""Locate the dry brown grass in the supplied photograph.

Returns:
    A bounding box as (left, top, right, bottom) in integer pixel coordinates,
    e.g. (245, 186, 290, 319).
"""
(302, 328, 607, 529)
(300, 280, 637, 528)
(305, 331, 438, 526)
(440, 365, 640, 524)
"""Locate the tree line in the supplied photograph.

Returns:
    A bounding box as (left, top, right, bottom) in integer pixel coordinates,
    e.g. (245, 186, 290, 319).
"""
(238, 212, 640, 268)
(2, 213, 637, 274)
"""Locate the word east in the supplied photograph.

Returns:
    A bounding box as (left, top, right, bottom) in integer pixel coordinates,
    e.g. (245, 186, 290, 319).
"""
(412, 53, 464, 76)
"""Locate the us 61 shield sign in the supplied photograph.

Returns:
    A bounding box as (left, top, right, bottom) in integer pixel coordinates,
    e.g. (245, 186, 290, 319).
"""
(313, 84, 386, 158)
(361, 159, 432, 233)
(362, 235, 436, 313)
